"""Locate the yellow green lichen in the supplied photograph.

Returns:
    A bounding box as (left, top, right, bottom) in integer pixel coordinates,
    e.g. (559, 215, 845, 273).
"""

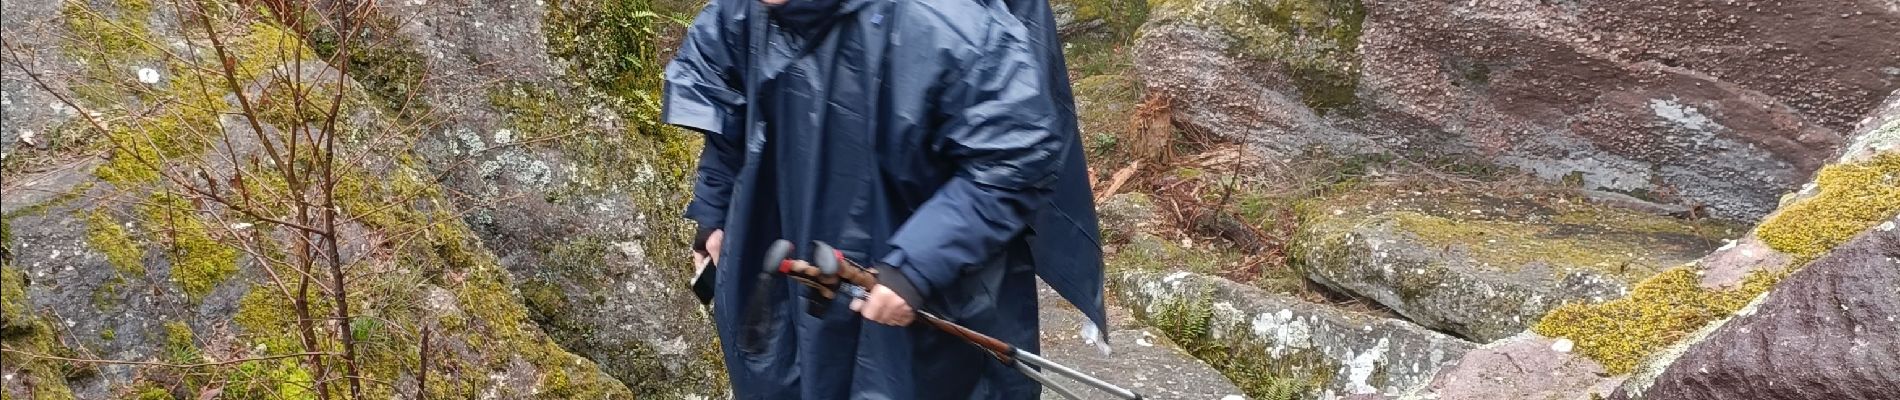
(1753, 152, 1900, 264)
(127, 382, 172, 400)
(1532, 267, 1783, 374)
(139, 192, 239, 301)
(1387, 211, 1710, 276)
(60, 0, 164, 106)
(2, 267, 79, 400)
(85, 210, 146, 276)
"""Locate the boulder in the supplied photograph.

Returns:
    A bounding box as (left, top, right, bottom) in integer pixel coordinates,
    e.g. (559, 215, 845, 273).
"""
(0, 1, 690, 396)
(1037, 281, 1244, 400)
(1611, 214, 1900, 400)
(0, 83, 636, 400)
(1113, 269, 1476, 399)
(1098, 192, 1161, 243)
(1398, 333, 1623, 400)
(1134, 0, 1900, 220)
(354, 0, 728, 395)
(1532, 96, 1900, 379)
(1295, 186, 1737, 342)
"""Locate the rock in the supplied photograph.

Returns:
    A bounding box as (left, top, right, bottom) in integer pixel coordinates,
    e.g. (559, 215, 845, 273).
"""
(0, 0, 75, 159)
(366, 0, 726, 395)
(1098, 192, 1159, 243)
(1532, 100, 1900, 380)
(1037, 281, 1244, 400)
(1050, 0, 1147, 40)
(1295, 186, 1737, 342)
(1611, 213, 1900, 400)
(1113, 269, 1476, 398)
(1399, 333, 1623, 400)
(0, 89, 636, 400)
(0, 2, 666, 396)
(1135, 0, 1900, 220)
(1838, 90, 1900, 164)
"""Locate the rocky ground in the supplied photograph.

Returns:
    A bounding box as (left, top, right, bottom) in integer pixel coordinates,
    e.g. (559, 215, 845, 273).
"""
(3, 0, 1897, 399)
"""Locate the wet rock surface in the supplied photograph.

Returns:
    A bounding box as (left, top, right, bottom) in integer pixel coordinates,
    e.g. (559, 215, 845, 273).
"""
(1295, 187, 1736, 342)
(1112, 269, 1476, 399)
(1037, 281, 1244, 400)
(1612, 215, 1900, 400)
(1136, 0, 1900, 220)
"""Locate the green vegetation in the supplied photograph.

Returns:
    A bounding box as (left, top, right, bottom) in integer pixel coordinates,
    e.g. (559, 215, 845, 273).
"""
(1754, 152, 1900, 264)
(85, 209, 147, 277)
(1198, 0, 1366, 114)
(1533, 267, 1782, 374)
(1, 267, 80, 400)
(544, 0, 678, 121)
(141, 192, 240, 301)
(1057, 0, 1150, 42)
(1146, 293, 1316, 400)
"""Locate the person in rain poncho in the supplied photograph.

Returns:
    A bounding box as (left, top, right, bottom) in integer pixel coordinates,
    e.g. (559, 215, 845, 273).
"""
(662, 0, 1108, 397)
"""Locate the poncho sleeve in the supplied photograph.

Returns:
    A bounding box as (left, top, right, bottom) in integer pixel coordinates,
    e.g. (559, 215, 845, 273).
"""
(662, 1, 748, 231)
(880, 24, 1065, 299)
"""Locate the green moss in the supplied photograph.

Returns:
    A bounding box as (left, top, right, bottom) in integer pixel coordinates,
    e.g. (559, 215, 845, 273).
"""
(2, 267, 32, 333)
(100, 327, 117, 341)
(60, 0, 164, 106)
(544, 0, 672, 116)
(307, 14, 431, 116)
(1206, 0, 1366, 114)
(127, 383, 172, 400)
(139, 192, 239, 301)
(85, 210, 147, 276)
(1754, 153, 1900, 264)
(2, 267, 79, 400)
(1145, 293, 1315, 400)
(91, 72, 224, 186)
(1389, 211, 1700, 276)
(1060, 0, 1151, 42)
(161, 320, 200, 364)
(91, 276, 127, 311)
(1532, 267, 1783, 374)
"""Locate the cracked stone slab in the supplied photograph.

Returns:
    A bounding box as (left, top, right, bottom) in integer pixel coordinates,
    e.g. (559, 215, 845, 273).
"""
(1112, 270, 1477, 399)
(1037, 280, 1245, 400)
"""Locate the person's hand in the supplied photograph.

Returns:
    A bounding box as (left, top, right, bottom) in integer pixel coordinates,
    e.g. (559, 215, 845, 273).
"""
(693, 229, 725, 267)
(850, 285, 914, 326)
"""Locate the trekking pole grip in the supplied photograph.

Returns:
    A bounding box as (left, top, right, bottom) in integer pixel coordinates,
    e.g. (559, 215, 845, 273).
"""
(809, 242, 1018, 363)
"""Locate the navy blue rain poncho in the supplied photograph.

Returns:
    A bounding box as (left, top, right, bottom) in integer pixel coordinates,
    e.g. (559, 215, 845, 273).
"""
(661, 0, 1106, 396)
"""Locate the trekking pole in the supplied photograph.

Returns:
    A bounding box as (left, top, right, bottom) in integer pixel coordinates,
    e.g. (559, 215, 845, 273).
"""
(759, 240, 1145, 400)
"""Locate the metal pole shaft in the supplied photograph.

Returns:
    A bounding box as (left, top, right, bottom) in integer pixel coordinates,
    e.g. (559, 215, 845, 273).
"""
(1014, 350, 1143, 400)
(1016, 362, 1086, 400)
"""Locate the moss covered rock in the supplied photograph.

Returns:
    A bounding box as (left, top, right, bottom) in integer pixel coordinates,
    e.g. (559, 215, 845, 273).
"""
(1294, 185, 1739, 342)
(1609, 213, 1900, 400)
(1113, 269, 1475, 398)
(1530, 93, 1900, 386)
(368, 0, 726, 395)
(1135, 0, 1900, 220)
(0, 3, 650, 397)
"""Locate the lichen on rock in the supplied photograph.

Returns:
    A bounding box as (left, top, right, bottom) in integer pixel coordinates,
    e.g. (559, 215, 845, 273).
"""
(1293, 183, 1736, 342)
(1531, 267, 1781, 374)
(1752, 152, 1900, 264)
